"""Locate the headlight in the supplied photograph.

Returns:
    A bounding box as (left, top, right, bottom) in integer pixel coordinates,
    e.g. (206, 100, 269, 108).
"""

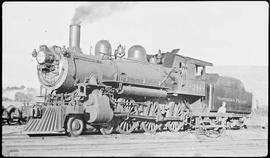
(36, 51, 46, 64)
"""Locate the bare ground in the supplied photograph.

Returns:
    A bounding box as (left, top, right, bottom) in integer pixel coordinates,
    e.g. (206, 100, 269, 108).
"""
(2, 123, 268, 157)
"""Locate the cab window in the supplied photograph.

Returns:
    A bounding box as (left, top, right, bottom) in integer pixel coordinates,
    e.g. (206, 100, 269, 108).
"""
(195, 65, 204, 76)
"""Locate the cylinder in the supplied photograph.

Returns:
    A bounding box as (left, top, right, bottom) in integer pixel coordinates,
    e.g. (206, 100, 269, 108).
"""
(120, 86, 167, 98)
(69, 24, 80, 48)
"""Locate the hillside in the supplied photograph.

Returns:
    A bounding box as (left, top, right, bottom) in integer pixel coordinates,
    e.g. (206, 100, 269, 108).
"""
(207, 65, 268, 108)
(2, 86, 39, 102)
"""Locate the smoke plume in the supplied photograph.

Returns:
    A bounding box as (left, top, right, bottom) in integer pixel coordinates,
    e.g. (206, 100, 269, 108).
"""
(71, 2, 132, 25)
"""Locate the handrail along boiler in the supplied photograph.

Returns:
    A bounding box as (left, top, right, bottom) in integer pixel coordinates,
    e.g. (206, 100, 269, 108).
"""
(25, 24, 252, 136)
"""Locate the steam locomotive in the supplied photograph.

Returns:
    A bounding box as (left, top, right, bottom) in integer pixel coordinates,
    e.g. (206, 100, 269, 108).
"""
(2, 104, 27, 125)
(23, 25, 252, 136)
(2, 101, 32, 125)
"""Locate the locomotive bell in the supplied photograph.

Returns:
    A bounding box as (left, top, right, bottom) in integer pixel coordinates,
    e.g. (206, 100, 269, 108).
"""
(94, 40, 112, 60)
(128, 45, 147, 62)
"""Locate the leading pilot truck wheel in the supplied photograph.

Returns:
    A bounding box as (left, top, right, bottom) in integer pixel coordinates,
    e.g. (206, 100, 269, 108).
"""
(66, 116, 85, 137)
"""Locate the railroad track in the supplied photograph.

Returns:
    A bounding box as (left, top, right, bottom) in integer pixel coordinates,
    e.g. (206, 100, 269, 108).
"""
(2, 128, 268, 156)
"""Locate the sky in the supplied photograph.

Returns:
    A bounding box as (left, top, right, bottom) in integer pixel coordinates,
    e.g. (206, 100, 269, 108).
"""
(2, 2, 268, 89)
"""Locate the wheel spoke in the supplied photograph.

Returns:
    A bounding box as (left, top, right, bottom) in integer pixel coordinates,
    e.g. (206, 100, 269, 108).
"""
(116, 98, 138, 134)
(168, 121, 183, 132)
(141, 121, 159, 134)
(117, 119, 137, 134)
(140, 102, 160, 134)
(126, 122, 129, 130)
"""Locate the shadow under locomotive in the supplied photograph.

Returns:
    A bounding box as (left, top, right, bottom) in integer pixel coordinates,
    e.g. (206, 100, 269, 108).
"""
(23, 24, 252, 137)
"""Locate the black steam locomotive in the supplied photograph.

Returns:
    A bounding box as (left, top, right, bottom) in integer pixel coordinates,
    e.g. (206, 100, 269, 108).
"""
(24, 25, 252, 136)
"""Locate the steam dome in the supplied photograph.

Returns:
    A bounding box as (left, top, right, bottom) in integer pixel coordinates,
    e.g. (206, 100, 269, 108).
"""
(95, 40, 112, 60)
(127, 45, 147, 62)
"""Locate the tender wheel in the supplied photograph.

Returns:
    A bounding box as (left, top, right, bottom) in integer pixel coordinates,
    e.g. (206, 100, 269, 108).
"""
(100, 125, 114, 135)
(66, 116, 84, 137)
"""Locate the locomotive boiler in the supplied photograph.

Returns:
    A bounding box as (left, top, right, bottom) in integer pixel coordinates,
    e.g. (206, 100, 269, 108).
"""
(24, 24, 252, 136)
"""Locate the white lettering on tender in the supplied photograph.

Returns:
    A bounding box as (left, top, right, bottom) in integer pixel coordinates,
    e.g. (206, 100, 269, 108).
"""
(217, 96, 247, 104)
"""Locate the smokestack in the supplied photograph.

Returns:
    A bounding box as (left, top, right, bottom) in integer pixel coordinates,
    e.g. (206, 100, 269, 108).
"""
(69, 24, 80, 49)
